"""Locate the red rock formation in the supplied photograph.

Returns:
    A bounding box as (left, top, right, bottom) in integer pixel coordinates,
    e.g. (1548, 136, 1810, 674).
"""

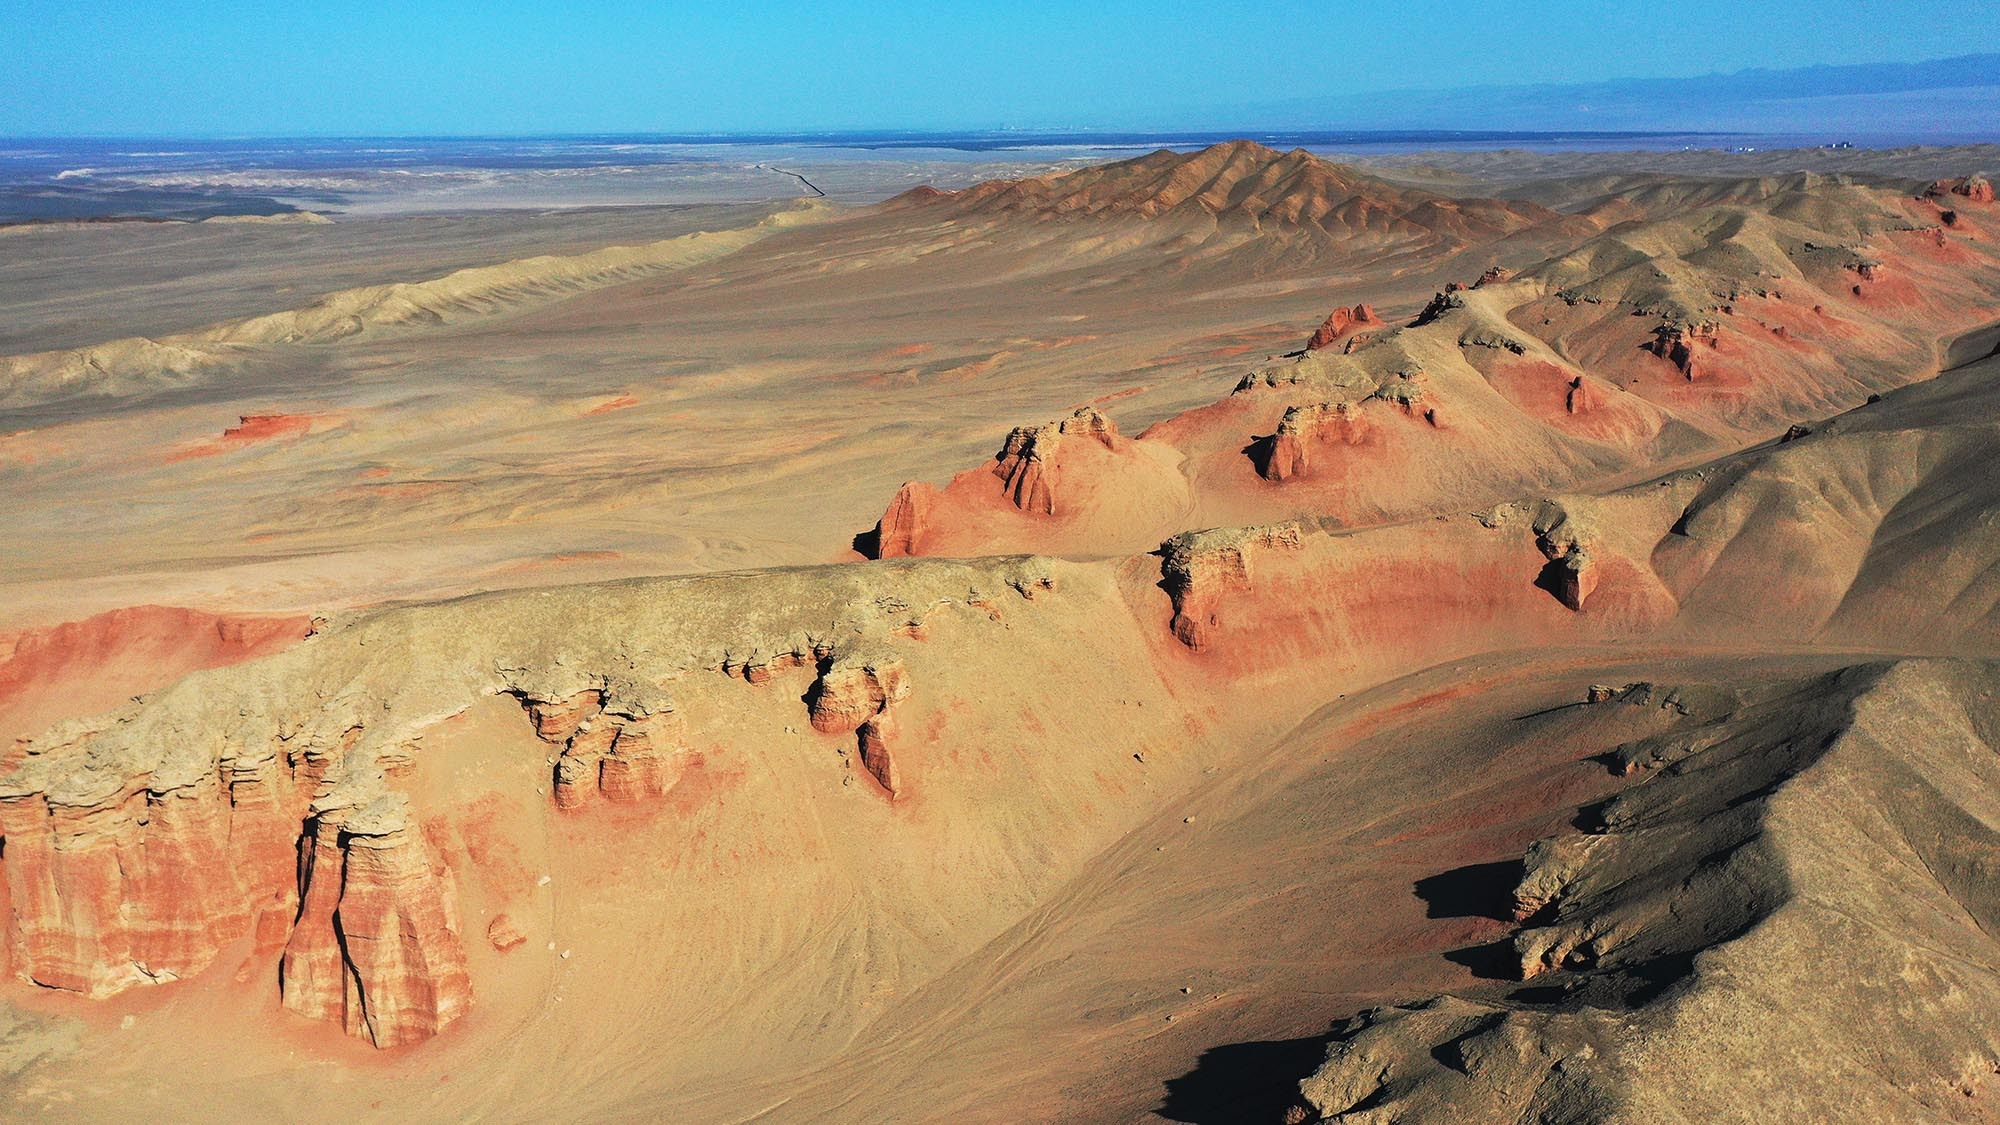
(280, 791, 470, 1048)
(487, 914, 526, 953)
(1534, 515, 1599, 612)
(1564, 376, 1591, 415)
(552, 721, 618, 811)
(1551, 550, 1598, 612)
(807, 657, 910, 734)
(856, 716, 902, 797)
(1159, 524, 1305, 649)
(869, 481, 937, 559)
(521, 689, 602, 744)
(0, 760, 292, 997)
(1928, 176, 1995, 205)
(514, 688, 690, 809)
(1259, 402, 1371, 483)
(805, 656, 913, 797)
(1305, 304, 1383, 351)
(992, 408, 1119, 516)
(1644, 321, 1717, 380)
(0, 605, 309, 741)
(165, 412, 333, 462)
(596, 721, 687, 802)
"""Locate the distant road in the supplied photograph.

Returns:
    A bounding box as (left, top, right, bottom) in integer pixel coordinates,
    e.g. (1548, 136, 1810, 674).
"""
(763, 166, 826, 197)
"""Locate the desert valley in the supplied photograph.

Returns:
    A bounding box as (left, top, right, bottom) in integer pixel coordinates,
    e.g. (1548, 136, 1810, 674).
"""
(2, 131, 2000, 1122)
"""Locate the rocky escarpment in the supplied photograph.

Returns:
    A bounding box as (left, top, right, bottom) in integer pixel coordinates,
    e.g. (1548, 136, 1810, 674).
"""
(281, 789, 470, 1047)
(0, 555, 1058, 1047)
(1531, 501, 1600, 612)
(1642, 319, 1719, 380)
(856, 172, 2000, 556)
(1257, 402, 1372, 483)
(1293, 660, 2000, 1123)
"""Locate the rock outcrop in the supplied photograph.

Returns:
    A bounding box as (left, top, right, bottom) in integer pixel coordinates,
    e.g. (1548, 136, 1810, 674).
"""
(1294, 661, 2000, 1124)
(806, 655, 913, 797)
(1159, 523, 1305, 649)
(1928, 175, 1995, 205)
(1533, 503, 1599, 611)
(1257, 402, 1371, 482)
(0, 555, 1066, 1049)
(281, 788, 471, 1048)
(993, 408, 1120, 516)
(867, 481, 938, 559)
(1643, 320, 1717, 380)
(1305, 304, 1382, 351)
(516, 685, 686, 810)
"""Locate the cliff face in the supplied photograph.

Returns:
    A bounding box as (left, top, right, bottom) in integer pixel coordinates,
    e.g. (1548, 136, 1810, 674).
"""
(281, 792, 470, 1047)
(0, 555, 1061, 1047)
(992, 408, 1121, 516)
(0, 762, 288, 998)
(1158, 523, 1305, 650)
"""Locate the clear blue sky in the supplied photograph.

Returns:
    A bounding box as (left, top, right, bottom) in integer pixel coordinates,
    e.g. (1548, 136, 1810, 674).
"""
(2, 0, 1993, 136)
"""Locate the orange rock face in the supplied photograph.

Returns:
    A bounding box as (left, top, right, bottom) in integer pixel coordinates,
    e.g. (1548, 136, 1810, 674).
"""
(514, 689, 689, 809)
(992, 407, 1121, 516)
(858, 407, 1142, 560)
(807, 657, 911, 735)
(1159, 524, 1305, 649)
(280, 793, 470, 1048)
(1305, 304, 1384, 351)
(0, 762, 291, 997)
(869, 481, 937, 558)
(856, 716, 902, 797)
(1257, 402, 1372, 482)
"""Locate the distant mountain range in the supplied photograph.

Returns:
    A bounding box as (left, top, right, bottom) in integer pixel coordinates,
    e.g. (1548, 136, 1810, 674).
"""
(1204, 53, 2000, 139)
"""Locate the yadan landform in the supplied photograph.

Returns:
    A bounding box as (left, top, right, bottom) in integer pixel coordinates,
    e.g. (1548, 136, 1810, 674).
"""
(5, 43, 2000, 1122)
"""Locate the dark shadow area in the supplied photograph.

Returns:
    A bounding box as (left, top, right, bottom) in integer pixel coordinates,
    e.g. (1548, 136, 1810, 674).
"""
(1158, 1035, 1332, 1124)
(1532, 556, 1573, 607)
(1413, 859, 1524, 920)
(849, 526, 882, 559)
(1510, 700, 1587, 722)
(1944, 317, 2000, 369)
(1442, 938, 1521, 980)
(1572, 797, 1615, 832)
(1242, 434, 1277, 478)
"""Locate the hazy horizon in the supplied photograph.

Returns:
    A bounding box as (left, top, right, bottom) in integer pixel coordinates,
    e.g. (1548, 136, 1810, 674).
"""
(3, 2, 1996, 136)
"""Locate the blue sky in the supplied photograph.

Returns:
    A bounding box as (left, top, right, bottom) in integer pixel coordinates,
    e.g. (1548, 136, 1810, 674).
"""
(3, 0, 1994, 136)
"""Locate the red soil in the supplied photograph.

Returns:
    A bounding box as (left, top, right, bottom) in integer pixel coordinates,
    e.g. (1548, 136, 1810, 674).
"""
(0, 605, 311, 741)
(166, 412, 331, 463)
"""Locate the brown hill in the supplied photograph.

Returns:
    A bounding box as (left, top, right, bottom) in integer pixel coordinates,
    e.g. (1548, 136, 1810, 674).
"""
(888, 140, 1560, 240)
